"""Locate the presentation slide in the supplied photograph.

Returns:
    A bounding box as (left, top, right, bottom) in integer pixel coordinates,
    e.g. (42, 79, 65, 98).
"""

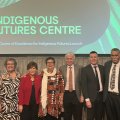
(0, 0, 120, 54)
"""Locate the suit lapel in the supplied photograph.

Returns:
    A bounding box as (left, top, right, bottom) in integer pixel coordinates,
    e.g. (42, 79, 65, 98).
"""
(118, 68, 120, 92)
(74, 64, 77, 82)
(107, 62, 112, 80)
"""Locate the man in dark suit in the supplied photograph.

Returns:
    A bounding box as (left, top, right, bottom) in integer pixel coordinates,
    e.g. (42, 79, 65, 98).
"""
(59, 52, 83, 120)
(81, 51, 104, 120)
(103, 48, 120, 120)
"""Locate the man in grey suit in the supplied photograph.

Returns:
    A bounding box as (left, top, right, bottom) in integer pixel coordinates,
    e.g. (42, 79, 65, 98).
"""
(103, 48, 120, 120)
(59, 52, 83, 120)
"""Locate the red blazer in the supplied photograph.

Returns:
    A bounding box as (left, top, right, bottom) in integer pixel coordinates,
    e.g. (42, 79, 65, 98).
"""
(18, 74, 41, 105)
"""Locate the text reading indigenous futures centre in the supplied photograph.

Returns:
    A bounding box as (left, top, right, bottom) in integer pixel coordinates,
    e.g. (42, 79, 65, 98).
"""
(0, 16, 81, 35)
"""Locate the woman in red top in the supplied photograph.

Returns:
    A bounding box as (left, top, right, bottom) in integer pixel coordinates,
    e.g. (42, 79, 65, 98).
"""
(18, 61, 41, 120)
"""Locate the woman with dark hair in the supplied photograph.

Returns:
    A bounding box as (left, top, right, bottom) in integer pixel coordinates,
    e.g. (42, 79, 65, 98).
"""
(39, 57, 64, 120)
(0, 58, 20, 120)
(18, 61, 41, 120)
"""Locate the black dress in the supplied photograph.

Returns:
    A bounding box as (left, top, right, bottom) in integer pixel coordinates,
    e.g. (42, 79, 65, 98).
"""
(20, 81, 39, 120)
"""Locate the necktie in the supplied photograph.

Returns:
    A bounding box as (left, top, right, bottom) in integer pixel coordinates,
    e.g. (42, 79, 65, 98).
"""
(69, 66, 73, 92)
(94, 66, 100, 91)
(110, 64, 116, 90)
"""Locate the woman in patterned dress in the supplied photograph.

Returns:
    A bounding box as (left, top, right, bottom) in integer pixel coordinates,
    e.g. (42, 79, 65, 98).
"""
(39, 57, 64, 120)
(0, 58, 20, 120)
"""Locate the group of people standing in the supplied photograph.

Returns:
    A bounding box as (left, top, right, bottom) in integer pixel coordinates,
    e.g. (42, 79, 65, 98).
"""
(0, 48, 120, 120)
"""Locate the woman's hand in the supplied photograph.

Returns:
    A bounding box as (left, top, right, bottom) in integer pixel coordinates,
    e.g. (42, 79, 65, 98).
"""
(38, 107, 47, 117)
(80, 96, 84, 103)
(0, 103, 2, 112)
(18, 105, 23, 113)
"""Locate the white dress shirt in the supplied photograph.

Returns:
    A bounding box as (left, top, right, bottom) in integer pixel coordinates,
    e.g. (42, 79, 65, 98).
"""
(65, 64, 75, 90)
(91, 64, 103, 92)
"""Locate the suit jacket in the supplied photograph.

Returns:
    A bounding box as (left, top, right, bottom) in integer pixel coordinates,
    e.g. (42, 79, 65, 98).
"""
(81, 64, 104, 102)
(59, 64, 82, 101)
(103, 60, 120, 101)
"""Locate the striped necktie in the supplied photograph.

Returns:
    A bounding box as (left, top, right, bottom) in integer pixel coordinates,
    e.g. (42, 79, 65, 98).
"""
(110, 64, 116, 90)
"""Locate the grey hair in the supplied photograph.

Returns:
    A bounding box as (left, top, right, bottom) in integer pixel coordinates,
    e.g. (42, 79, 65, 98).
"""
(65, 52, 75, 60)
(111, 48, 120, 53)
